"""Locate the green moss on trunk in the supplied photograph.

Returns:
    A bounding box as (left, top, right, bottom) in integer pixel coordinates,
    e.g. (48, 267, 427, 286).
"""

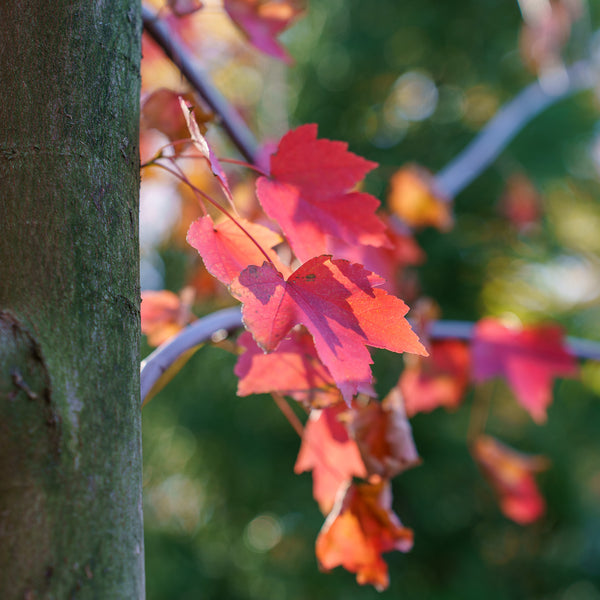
(0, 1, 144, 598)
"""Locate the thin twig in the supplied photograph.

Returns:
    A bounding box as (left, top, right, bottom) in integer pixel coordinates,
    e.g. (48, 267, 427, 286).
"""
(271, 392, 304, 437)
(434, 61, 596, 199)
(466, 381, 494, 444)
(141, 4, 260, 165)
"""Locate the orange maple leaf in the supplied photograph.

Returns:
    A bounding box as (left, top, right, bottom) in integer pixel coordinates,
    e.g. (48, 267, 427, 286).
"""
(140, 288, 196, 347)
(346, 391, 421, 479)
(316, 478, 413, 590)
(387, 164, 452, 231)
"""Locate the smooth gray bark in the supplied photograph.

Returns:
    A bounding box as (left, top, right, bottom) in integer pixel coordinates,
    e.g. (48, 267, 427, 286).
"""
(0, 2, 145, 598)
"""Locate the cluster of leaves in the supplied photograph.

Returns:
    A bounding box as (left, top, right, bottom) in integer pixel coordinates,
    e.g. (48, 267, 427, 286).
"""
(141, 114, 582, 589)
(139, 0, 591, 591)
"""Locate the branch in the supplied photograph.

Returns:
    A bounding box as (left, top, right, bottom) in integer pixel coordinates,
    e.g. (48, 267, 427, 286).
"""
(140, 310, 600, 404)
(141, 4, 260, 165)
(433, 61, 596, 199)
(429, 320, 600, 361)
(140, 306, 243, 401)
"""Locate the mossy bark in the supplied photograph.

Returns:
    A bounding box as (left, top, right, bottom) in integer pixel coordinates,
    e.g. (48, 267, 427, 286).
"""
(0, 1, 144, 598)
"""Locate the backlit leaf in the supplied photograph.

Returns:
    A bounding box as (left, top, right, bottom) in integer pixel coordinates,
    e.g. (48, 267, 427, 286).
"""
(387, 164, 452, 231)
(142, 89, 209, 143)
(472, 435, 549, 524)
(187, 214, 285, 286)
(346, 390, 420, 479)
(256, 124, 389, 262)
(168, 0, 203, 17)
(230, 255, 427, 403)
(141, 288, 195, 347)
(472, 317, 578, 423)
(224, 0, 304, 63)
(179, 97, 232, 198)
(235, 329, 343, 406)
(316, 478, 413, 591)
(400, 339, 471, 417)
(294, 404, 366, 513)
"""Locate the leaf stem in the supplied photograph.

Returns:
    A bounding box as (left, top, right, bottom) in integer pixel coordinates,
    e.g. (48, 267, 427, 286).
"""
(152, 159, 276, 267)
(219, 157, 269, 177)
(272, 392, 304, 437)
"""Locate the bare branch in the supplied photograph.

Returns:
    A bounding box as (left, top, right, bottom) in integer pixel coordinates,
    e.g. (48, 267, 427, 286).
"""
(140, 306, 244, 401)
(429, 320, 600, 361)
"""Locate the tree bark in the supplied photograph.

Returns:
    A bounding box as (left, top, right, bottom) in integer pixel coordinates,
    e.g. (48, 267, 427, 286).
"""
(0, 1, 144, 598)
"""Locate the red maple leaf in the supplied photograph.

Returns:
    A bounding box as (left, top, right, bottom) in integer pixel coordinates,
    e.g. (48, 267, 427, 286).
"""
(316, 478, 413, 591)
(472, 318, 578, 423)
(256, 124, 389, 262)
(235, 329, 345, 406)
(294, 404, 366, 513)
(224, 0, 303, 64)
(472, 435, 549, 524)
(230, 255, 427, 403)
(400, 339, 471, 417)
(187, 214, 286, 286)
(346, 390, 421, 479)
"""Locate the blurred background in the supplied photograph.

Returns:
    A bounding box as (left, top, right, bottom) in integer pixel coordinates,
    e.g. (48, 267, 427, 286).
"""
(140, 0, 600, 598)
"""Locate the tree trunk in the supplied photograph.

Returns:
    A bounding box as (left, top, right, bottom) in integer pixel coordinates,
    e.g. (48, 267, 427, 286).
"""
(0, 2, 144, 598)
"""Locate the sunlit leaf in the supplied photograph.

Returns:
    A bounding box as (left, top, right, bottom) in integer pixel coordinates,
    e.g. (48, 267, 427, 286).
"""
(472, 317, 578, 423)
(294, 404, 366, 513)
(230, 255, 427, 403)
(316, 478, 413, 590)
(256, 124, 389, 262)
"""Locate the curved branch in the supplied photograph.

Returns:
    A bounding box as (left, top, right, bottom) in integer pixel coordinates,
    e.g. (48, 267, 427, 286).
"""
(140, 306, 243, 401)
(140, 310, 600, 404)
(141, 4, 260, 165)
(433, 61, 596, 199)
